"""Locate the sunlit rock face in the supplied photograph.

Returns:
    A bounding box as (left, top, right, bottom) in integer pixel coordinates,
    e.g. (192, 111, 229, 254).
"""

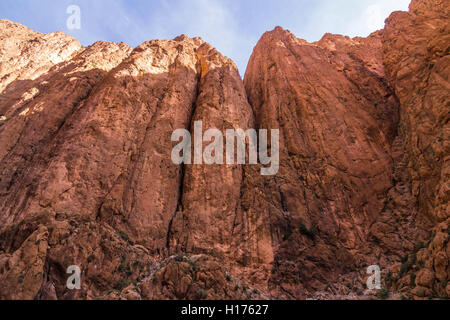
(381, 0, 449, 298)
(0, 0, 448, 300)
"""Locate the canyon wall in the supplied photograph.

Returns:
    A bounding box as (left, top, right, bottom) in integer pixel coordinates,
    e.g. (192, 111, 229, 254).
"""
(0, 0, 448, 300)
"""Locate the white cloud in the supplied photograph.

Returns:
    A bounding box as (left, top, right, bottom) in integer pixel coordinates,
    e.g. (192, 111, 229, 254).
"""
(358, 0, 411, 35)
(300, 0, 411, 41)
(48, 0, 413, 75)
(148, 0, 248, 75)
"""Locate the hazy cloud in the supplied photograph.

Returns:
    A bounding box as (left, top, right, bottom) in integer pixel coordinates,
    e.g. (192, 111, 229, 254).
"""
(0, 0, 412, 74)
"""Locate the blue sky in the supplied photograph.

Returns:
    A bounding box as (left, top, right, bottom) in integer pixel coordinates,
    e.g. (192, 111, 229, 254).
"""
(0, 0, 410, 75)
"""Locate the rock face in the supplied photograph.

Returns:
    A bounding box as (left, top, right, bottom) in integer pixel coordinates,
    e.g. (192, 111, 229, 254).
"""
(244, 27, 400, 298)
(0, 0, 448, 300)
(380, 0, 449, 298)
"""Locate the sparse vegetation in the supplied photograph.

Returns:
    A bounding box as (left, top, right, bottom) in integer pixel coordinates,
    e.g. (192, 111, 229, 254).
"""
(376, 289, 390, 300)
(187, 259, 199, 273)
(399, 261, 413, 278)
(399, 253, 417, 278)
(386, 271, 394, 284)
(175, 253, 185, 262)
(299, 224, 308, 235)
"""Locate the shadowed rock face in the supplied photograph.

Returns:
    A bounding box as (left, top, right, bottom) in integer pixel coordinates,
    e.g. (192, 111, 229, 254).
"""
(0, 0, 448, 300)
(244, 26, 402, 298)
(380, 0, 449, 298)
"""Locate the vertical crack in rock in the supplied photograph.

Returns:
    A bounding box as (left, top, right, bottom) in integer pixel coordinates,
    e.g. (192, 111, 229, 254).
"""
(165, 59, 201, 252)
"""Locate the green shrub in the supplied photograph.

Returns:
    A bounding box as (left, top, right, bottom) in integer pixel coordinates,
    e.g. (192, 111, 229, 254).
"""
(114, 278, 128, 291)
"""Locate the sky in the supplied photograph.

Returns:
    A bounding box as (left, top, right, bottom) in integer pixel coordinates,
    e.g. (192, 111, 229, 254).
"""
(0, 0, 411, 76)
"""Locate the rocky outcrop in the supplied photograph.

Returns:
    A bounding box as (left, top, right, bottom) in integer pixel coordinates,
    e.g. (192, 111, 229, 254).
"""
(0, 0, 448, 300)
(0, 20, 81, 94)
(241, 0, 448, 299)
(0, 19, 258, 300)
(381, 0, 449, 298)
(244, 26, 399, 298)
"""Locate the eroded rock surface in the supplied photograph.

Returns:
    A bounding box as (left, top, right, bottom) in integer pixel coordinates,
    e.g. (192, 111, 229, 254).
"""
(0, 0, 448, 300)
(380, 0, 449, 298)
